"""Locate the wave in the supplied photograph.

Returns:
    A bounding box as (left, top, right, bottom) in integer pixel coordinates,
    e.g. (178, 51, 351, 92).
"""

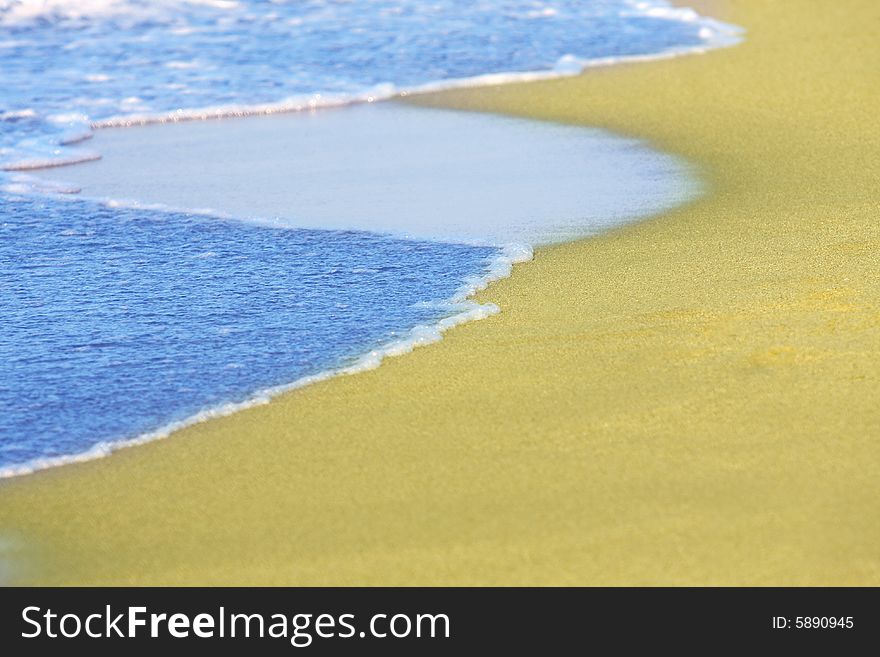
(2, 152, 100, 171)
(0, 0, 743, 169)
(0, 242, 531, 479)
(90, 29, 742, 129)
(1, 37, 742, 170)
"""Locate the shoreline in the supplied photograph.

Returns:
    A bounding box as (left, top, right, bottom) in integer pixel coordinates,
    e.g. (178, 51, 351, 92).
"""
(2, 0, 879, 585)
(0, 241, 530, 480)
(7, 101, 698, 479)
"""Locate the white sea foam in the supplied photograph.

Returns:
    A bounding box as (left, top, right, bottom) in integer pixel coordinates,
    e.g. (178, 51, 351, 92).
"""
(86, 26, 743, 132)
(1, 1, 743, 170)
(2, 151, 100, 171)
(1, 174, 80, 194)
(0, 0, 237, 26)
(0, 108, 37, 120)
(58, 131, 94, 146)
(90, 85, 395, 129)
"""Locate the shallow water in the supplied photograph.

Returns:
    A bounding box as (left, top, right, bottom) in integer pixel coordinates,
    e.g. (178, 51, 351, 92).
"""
(0, 1, 739, 474)
(0, 193, 500, 471)
(33, 103, 698, 246)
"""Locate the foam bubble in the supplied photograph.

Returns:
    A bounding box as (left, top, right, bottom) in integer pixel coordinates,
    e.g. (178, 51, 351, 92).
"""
(2, 151, 101, 171)
(1, 174, 81, 194)
(0, 0, 239, 26)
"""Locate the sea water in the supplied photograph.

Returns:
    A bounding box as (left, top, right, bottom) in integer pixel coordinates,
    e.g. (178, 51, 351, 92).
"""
(0, 1, 741, 475)
(0, 0, 741, 171)
(0, 193, 503, 472)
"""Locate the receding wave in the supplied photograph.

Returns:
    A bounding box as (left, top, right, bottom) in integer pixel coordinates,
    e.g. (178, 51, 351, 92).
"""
(0, 192, 530, 479)
(0, 0, 742, 170)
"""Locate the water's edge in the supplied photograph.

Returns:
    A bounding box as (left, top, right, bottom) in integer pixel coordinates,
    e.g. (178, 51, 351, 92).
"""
(0, 238, 532, 479)
(0, 4, 740, 479)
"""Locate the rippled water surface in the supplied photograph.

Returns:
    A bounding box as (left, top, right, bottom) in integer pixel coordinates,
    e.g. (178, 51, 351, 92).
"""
(0, 194, 498, 470)
(0, 0, 740, 169)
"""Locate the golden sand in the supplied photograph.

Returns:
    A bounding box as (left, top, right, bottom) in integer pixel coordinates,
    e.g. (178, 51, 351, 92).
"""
(1, 0, 878, 585)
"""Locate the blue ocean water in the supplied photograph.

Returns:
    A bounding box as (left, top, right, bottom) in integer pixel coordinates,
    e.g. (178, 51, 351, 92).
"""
(0, 1, 740, 474)
(0, 194, 497, 470)
(0, 0, 741, 169)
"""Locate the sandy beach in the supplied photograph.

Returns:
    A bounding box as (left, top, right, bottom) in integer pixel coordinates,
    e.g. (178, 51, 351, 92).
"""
(1, 0, 878, 585)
